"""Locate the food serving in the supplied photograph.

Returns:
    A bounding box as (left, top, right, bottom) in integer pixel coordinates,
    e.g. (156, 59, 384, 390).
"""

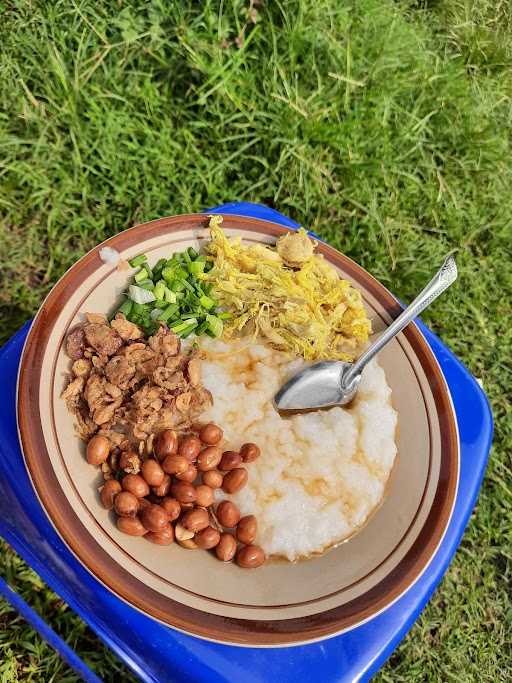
(61, 217, 397, 568)
(19, 210, 459, 643)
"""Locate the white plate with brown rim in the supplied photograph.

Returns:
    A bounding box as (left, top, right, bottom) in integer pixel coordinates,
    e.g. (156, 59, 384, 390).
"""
(17, 213, 459, 646)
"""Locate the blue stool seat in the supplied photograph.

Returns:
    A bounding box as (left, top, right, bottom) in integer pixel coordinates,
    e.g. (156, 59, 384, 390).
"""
(0, 202, 492, 682)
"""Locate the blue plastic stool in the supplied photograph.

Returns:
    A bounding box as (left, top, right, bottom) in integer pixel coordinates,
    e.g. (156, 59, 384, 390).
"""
(0, 202, 493, 682)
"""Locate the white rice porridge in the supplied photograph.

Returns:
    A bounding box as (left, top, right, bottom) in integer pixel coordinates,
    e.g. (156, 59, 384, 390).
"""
(200, 339, 398, 562)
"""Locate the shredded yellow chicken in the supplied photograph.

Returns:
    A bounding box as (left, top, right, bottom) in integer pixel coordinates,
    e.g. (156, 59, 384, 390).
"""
(204, 215, 371, 361)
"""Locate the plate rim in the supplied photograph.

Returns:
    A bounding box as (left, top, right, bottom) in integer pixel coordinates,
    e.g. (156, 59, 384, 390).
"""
(16, 213, 459, 646)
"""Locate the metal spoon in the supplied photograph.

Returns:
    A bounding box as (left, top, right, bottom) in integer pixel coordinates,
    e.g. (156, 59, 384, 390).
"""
(274, 255, 457, 412)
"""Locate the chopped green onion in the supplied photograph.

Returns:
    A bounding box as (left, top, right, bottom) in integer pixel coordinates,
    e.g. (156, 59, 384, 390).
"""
(206, 314, 223, 337)
(158, 303, 179, 322)
(116, 298, 133, 317)
(180, 278, 195, 293)
(199, 294, 216, 311)
(195, 320, 209, 335)
(153, 280, 166, 301)
(150, 308, 164, 320)
(128, 284, 156, 304)
(138, 278, 155, 290)
(184, 291, 200, 307)
(162, 266, 177, 283)
(142, 321, 158, 335)
(170, 318, 197, 332)
(175, 267, 189, 280)
(154, 258, 167, 271)
(129, 253, 147, 268)
(188, 261, 206, 275)
(170, 318, 197, 333)
(131, 302, 147, 316)
(170, 280, 186, 292)
(134, 267, 149, 283)
(180, 322, 199, 338)
(163, 287, 177, 303)
(120, 244, 223, 341)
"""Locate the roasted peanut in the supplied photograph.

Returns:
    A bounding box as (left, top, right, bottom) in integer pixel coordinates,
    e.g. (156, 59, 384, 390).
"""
(141, 459, 165, 487)
(202, 470, 223, 489)
(146, 524, 174, 545)
(108, 450, 119, 472)
(195, 484, 214, 508)
(161, 497, 181, 521)
(170, 481, 197, 505)
(178, 435, 202, 462)
(240, 443, 260, 463)
(118, 450, 141, 474)
(145, 433, 155, 457)
(114, 491, 139, 517)
(219, 451, 242, 471)
(117, 516, 147, 536)
(162, 454, 188, 475)
(181, 508, 210, 533)
(195, 526, 221, 550)
(236, 544, 265, 568)
(236, 515, 257, 544)
(138, 497, 151, 513)
(175, 524, 197, 549)
(99, 479, 122, 509)
(197, 446, 222, 472)
(86, 435, 110, 465)
(152, 474, 171, 497)
(216, 500, 240, 528)
(154, 429, 178, 460)
(222, 468, 248, 494)
(199, 423, 223, 445)
(215, 533, 237, 562)
(141, 504, 169, 532)
(176, 464, 197, 483)
(122, 473, 150, 498)
(101, 462, 113, 481)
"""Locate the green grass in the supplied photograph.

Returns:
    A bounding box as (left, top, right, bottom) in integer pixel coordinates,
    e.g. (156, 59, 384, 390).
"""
(0, 0, 511, 679)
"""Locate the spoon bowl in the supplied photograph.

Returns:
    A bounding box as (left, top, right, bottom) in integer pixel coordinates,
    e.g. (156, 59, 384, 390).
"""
(274, 361, 361, 412)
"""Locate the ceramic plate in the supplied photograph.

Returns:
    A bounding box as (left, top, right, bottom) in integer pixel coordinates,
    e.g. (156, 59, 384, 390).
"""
(17, 214, 459, 646)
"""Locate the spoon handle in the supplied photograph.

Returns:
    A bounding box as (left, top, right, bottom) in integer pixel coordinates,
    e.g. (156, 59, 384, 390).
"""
(344, 255, 457, 385)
